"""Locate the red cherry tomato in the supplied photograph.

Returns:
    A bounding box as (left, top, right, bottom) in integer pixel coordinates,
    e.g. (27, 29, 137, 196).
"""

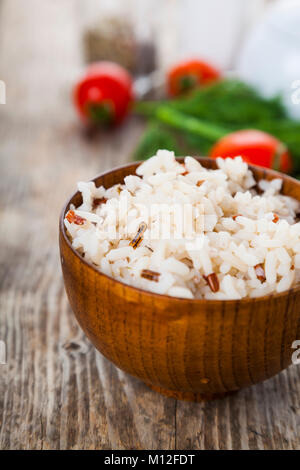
(167, 59, 221, 97)
(210, 129, 292, 173)
(74, 62, 133, 126)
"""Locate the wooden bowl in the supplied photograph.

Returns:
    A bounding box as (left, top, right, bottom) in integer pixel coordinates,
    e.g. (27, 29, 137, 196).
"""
(59, 158, 300, 401)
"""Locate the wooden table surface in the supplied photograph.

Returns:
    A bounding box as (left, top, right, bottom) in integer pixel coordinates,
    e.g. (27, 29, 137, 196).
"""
(0, 0, 300, 450)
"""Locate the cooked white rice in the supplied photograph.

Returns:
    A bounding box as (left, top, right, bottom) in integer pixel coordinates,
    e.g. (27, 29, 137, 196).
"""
(64, 150, 300, 300)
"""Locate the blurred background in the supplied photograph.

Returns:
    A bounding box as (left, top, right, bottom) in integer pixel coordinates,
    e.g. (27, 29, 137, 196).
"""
(0, 0, 300, 236)
(1, 0, 300, 169)
(79, 0, 273, 70)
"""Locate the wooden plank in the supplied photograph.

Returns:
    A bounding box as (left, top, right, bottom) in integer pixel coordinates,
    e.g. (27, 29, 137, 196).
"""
(0, 0, 300, 450)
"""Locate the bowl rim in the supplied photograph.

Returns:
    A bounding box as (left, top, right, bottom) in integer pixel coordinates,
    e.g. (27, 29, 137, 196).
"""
(59, 157, 300, 304)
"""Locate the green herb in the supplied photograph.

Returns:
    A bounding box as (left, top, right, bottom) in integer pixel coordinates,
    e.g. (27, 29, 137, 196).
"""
(169, 79, 285, 125)
(133, 123, 181, 161)
(134, 79, 300, 172)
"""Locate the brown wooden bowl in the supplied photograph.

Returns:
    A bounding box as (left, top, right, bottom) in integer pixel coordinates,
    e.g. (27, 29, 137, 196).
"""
(59, 158, 300, 401)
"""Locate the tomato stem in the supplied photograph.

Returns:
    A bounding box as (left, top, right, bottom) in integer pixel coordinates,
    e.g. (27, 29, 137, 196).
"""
(179, 74, 198, 93)
(87, 102, 114, 125)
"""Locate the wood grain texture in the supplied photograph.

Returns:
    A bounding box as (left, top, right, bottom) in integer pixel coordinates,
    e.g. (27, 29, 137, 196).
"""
(0, 0, 300, 450)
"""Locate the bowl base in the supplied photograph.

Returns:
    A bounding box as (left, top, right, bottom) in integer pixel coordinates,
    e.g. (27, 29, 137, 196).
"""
(147, 383, 235, 402)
